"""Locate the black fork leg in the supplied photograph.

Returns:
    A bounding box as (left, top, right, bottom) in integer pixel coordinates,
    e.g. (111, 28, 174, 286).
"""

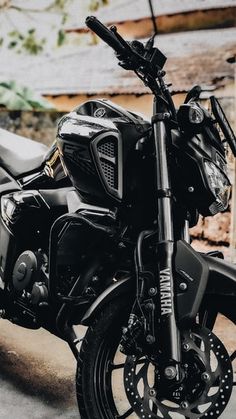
(153, 98, 181, 364)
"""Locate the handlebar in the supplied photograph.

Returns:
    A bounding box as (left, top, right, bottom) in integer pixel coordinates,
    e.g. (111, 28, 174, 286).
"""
(85, 15, 173, 114)
(86, 16, 128, 56)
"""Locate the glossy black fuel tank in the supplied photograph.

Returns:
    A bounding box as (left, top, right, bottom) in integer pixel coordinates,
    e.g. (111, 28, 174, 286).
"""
(57, 99, 151, 207)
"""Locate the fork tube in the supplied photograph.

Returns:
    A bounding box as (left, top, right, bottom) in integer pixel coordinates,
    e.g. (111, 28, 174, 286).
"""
(183, 219, 191, 243)
(153, 98, 181, 363)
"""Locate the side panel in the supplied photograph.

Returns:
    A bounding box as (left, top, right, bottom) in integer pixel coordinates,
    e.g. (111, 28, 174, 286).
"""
(57, 111, 121, 206)
(175, 240, 209, 325)
(57, 100, 151, 208)
(176, 248, 236, 325)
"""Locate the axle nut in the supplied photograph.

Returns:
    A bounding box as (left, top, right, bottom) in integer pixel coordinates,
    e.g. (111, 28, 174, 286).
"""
(149, 389, 157, 397)
(181, 401, 189, 409)
(164, 366, 177, 380)
(201, 372, 210, 382)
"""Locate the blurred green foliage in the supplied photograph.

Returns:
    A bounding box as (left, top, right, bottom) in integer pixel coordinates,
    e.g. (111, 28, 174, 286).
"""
(0, 0, 110, 53)
(89, 0, 109, 12)
(8, 29, 46, 55)
(0, 81, 55, 110)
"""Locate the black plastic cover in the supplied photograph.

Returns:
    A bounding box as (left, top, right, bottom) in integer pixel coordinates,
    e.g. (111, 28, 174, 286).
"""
(172, 127, 230, 216)
(175, 240, 209, 325)
(57, 99, 151, 208)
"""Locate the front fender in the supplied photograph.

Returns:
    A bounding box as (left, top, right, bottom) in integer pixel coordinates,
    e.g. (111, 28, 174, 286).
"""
(81, 276, 133, 326)
(203, 255, 236, 297)
(202, 254, 236, 323)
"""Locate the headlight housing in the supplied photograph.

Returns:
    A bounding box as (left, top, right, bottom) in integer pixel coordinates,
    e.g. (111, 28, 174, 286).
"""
(177, 103, 208, 134)
(204, 160, 231, 215)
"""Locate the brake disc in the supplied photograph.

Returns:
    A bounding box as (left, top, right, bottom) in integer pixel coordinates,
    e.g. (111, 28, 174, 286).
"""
(124, 325, 233, 418)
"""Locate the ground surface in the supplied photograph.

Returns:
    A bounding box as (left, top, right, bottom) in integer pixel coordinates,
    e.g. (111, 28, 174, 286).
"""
(0, 317, 234, 418)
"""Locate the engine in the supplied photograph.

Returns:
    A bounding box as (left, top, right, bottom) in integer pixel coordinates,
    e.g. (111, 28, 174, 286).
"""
(12, 250, 49, 305)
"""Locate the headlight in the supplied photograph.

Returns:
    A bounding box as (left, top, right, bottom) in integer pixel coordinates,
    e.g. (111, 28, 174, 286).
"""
(204, 160, 231, 214)
(189, 105, 204, 124)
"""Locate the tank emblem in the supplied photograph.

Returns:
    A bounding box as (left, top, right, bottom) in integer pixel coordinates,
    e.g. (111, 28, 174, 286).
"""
(94, 107, 106, 118)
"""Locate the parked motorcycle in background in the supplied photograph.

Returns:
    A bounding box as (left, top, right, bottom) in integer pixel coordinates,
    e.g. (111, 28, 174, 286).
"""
(0, 16, 235, 419)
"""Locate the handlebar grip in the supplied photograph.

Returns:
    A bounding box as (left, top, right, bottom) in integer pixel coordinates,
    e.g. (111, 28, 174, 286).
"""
(86, 16, 127, 55)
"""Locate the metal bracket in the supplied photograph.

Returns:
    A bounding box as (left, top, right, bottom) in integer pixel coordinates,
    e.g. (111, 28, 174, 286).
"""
(152, 112, 170, 123)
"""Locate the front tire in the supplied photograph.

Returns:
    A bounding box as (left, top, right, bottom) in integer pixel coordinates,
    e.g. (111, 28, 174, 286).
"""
(76, 296, 132, 419)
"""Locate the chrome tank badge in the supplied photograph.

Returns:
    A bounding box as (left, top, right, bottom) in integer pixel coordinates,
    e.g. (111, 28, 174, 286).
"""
(94, 107, 106, 118)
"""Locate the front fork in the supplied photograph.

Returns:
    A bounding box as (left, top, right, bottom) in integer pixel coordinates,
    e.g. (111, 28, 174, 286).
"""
(152, 100, 181, 370)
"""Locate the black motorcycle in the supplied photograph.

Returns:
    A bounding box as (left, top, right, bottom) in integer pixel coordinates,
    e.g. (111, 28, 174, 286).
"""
(0, 16, 235, 419)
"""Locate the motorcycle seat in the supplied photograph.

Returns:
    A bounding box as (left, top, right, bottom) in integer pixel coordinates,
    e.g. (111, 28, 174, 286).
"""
(0, 128, 49, 178)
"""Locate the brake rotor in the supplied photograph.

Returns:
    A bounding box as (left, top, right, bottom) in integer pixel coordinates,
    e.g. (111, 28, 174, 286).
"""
(124, 325, 233, 418)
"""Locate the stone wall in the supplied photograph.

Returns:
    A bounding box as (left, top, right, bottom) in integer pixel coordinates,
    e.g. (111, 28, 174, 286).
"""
(190, 212, 231, 245)
(0, 110, 64, 147)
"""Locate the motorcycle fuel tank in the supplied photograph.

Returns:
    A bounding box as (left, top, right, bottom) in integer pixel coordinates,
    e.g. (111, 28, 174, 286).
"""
(57, 99, 151, 207)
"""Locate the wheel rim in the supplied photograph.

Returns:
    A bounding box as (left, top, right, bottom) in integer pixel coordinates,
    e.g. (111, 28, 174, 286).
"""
(90, 321, 233, 419)
(124, 326, 233, 418)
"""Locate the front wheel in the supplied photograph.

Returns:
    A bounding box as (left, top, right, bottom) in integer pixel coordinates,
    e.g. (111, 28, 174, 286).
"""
(76, 296, 233, 419)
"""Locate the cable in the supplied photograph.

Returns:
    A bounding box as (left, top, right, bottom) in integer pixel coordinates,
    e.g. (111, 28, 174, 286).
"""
(148, 0, 158, 36)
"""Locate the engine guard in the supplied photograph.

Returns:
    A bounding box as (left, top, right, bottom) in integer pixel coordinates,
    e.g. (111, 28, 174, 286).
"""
(49, 206, 117, 302)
